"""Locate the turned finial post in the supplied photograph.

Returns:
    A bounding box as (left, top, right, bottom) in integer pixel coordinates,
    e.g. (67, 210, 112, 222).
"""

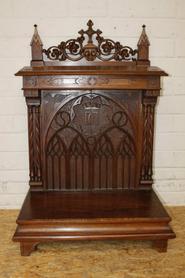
(30, 24, 43, 66)
(137, 25, 150, 65)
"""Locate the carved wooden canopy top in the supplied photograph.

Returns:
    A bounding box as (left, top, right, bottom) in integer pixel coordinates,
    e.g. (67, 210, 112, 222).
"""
(42, 20, 138, 62)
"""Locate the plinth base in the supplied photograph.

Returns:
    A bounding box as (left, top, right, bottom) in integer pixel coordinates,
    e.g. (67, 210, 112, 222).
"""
(13, 189, 175, 256)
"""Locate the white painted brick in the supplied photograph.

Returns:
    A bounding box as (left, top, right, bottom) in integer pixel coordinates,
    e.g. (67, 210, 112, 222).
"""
(0, 18, 37, 38)
(0, 0, 13, 17)
(176, 0, 185, 19)
(66, 18, 136, 39)
(0, 152, 28, 170)
(0, 59, 27, 78)
(106, 19, 177, 39)
(0, 115, 27, 133)
(0, 194, 26, 209)
(149, 20, 178, 39)
(0, 18, 80, 40)
(152, 58, 185, 77)
(69, 0, 107, 17)
(156, 115, 173, 133)
(154, 168, 185, 180)
(173, 77, 185, 94)
(0, 97, 26, 115)
(154, 180, 185, 192)
(160, 77, 174, 96)
(175, 39, 185, 57)
(172, 152, 185, 167)
(176, 20, 185, 39)
(108, 0, 176, 18)
(93, 18, 144, 38)
(155, 133, 185, 151)
(154, 151, 185, 167)
(161, 77, 185, 96)
(154, 189, 185, 206)
(39, 19, 91, 38)
(154, 180, 185, 205)
(154, 151, 173, 168)
(12, 0, 68, 18)
(3, 18, 105, 40)
(0, 77, 22, 94)
(156, 115, 185, 132)
(0, 170, 28, 182)
(0, 38, 29, 58)
(156, 96, 185, 114)
(150, 38, 174, 58)
(0, 133, 28, 151)
(0, 181, 28, 194)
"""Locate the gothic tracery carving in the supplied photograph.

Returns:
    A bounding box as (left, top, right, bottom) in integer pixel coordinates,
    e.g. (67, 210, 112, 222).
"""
(45, 94, 137, 190)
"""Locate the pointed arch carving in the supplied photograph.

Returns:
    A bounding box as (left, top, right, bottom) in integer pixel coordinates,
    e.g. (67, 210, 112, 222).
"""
(47, 134, 66, 157)
(69, 134, 89, 157)
(44, 92, 139, 190)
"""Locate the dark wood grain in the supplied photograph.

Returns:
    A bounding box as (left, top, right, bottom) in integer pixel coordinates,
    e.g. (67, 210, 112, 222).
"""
(16, 65, 168, 76)
(13, 190, 175, 255)
(41, 89, 141, 191)
(12, 20, 175, 255)
(17, 190, 171, 221)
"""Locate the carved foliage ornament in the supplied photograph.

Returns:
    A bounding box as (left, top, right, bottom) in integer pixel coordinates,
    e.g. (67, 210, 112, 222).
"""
(43, 20, 137, 62)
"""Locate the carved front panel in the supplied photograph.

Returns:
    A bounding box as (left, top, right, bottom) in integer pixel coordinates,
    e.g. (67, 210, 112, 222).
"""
(41, 90, 142, 191)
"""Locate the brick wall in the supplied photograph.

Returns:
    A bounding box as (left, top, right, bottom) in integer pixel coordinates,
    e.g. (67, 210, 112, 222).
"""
(0, 0, 185, 208)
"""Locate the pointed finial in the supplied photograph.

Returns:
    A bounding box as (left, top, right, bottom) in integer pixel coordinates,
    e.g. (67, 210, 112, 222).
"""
(137, 24, 150, 65)
(137, 24, 150, 46)
(30, 24, 43, 66)
(30, 24, 43, 46)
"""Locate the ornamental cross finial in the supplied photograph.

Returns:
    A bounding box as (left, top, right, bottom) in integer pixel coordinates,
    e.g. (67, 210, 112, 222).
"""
(78, 20, 102, 44)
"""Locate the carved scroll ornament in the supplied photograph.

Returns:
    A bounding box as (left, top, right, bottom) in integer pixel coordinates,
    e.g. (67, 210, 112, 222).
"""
(43, 20, 137, 62)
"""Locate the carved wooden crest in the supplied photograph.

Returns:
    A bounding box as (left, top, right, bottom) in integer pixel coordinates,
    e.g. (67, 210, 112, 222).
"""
(42, 20, 138, 62)
(30, 20, 150, 65)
